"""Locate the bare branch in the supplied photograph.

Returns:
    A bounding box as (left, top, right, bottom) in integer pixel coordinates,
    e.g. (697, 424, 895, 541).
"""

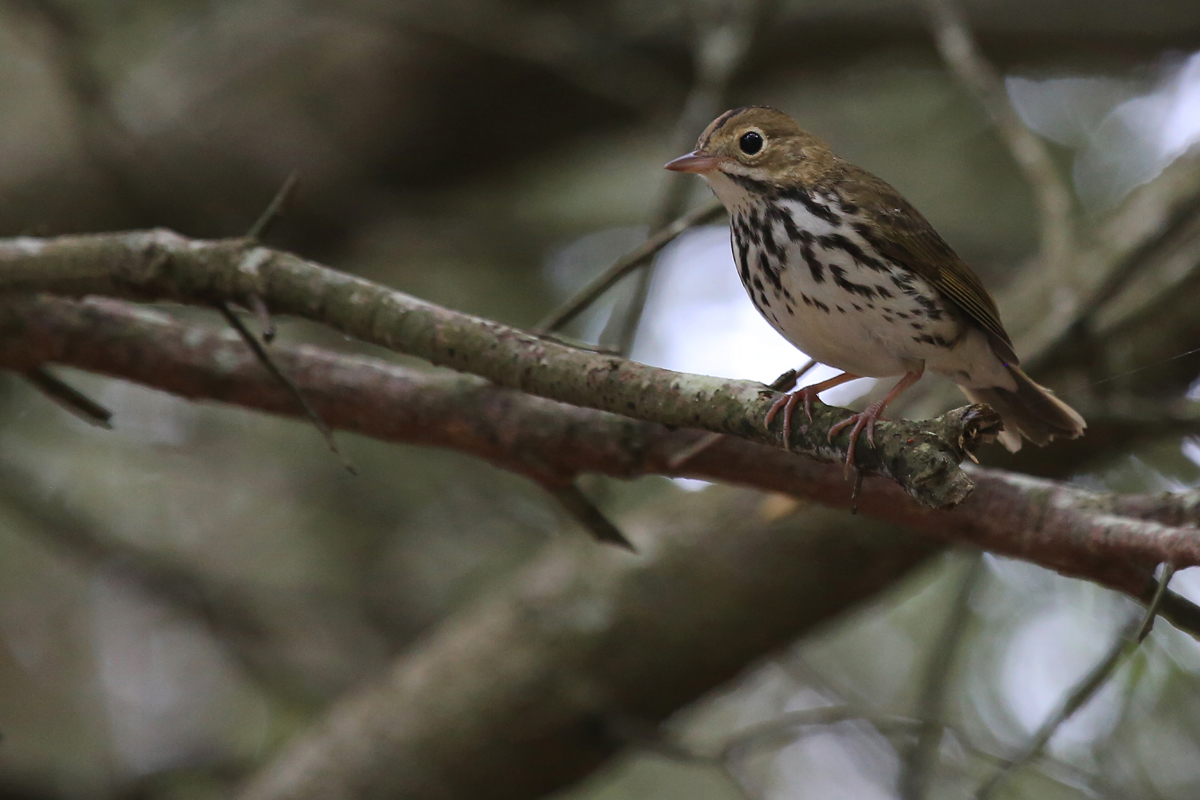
(0, 231, 998, 509)
(4, 297, 1200, 627)
(538, 199, 725, 333)
(975, 564, 1176, 799)
(231, 489, 936, 800)
(922, 0, 1075, 274)
(604, 0, 778, 354)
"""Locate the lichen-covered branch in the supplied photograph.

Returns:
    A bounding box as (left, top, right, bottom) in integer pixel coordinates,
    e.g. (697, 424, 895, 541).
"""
(0, 230, 998, 508)
(4, 296, 1197, 626)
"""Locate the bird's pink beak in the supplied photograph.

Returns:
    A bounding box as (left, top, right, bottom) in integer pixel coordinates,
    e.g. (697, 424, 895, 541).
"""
(665, 151, 721, 173)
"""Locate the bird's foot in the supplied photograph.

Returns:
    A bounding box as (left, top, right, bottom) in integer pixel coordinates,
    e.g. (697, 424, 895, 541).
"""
(828, 400, 888, 478)
(766, 369, 861, 451)
(765, 386, 825, 451)
(825, 368, 924, 478)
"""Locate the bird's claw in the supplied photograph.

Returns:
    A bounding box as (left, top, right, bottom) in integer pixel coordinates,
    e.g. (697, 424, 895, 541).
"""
(765, 387, 821, 451)
(828, 405, 886, 479)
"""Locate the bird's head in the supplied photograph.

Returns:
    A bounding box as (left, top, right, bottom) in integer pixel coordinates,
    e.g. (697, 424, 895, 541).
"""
(665, 107, 835, 209)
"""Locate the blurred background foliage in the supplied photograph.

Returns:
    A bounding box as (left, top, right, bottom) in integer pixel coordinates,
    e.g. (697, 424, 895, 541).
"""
(1, 0, 1199, 798)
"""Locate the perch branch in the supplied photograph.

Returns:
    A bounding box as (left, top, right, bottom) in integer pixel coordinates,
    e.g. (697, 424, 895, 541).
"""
(3, 296, 1199, 629)
(0, 230, 998, 509)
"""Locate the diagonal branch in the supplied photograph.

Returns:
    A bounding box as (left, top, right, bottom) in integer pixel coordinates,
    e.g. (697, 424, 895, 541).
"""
(922, 0, 1075, 274)
(230, 489, 936, 800)
(0, 231, 1000, 509)
(538, 199, 725, 333)
(602, 0, 779, 354)
(4, 296, 1200, 631)
(974, 564, 1175, 799)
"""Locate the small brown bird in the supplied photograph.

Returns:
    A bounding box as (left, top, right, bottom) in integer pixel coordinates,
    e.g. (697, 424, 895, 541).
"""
(666, 106, 1084, 464)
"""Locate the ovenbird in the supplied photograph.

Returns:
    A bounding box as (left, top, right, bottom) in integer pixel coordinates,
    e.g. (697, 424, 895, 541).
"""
(666, 106, 1085, 466)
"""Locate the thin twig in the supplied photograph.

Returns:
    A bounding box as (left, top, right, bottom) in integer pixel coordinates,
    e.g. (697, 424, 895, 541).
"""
(216, 303, 355, 474)
(719, 706, 925, 763)
(901, 553, 985, 800)
(213, 171, 354, 471)
(975, 563, 1176, 799)
(603, 0, 779, 355)
(246, 170, 300, 242)
(546, 482, 635, 551)
(21, 365, 112, 428)
(922, 0, 1075, 275)
(709, 703, 1108, 796)
(538, 199, 724, 333)
(250, 292, 276, 344)
(1138, 563, 1176, 642)
(761, 655, 1117, 797)
(243, 170, 300, 343)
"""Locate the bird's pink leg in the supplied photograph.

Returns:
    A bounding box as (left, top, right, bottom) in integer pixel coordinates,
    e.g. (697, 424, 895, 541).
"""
(828, 367, 925, 476)
(766, 368, 861, 451)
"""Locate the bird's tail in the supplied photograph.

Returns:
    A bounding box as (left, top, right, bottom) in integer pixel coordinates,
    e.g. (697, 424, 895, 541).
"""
(961, 366, 1086, 453)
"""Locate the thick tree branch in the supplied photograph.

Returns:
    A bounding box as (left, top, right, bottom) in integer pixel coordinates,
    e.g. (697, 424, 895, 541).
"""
(0, 231, 999, 508)
(3, 296, 1198, 628)
(233, 490, 936, 800)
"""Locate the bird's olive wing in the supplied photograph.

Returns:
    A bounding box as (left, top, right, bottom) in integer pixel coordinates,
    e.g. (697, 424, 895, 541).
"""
(840, 175, 1019, 366)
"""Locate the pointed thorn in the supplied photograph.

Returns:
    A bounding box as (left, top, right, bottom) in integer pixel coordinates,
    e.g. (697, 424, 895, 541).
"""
(24, 367, 113, 429)
(549, 482, 636, 551)
(850, 469, 864, 514)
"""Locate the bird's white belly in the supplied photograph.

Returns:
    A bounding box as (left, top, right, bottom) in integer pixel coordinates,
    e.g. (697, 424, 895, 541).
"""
(730, 198, 967, 379)
(765, 263, 924, 377)
(767, 282, 908, 377)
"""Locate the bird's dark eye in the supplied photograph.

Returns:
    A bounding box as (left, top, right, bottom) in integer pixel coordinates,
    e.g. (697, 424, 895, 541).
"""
(739, 131, 763, 155)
